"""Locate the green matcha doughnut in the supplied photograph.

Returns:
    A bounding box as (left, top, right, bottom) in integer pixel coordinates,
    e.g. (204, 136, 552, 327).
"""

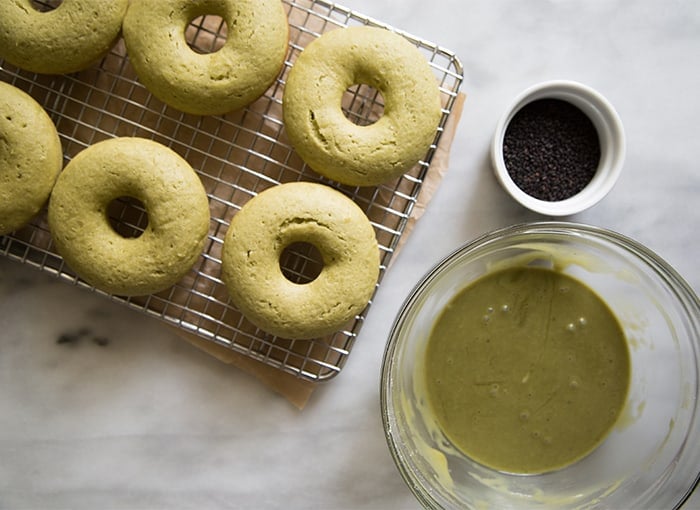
(221, 182, 380, 339)
(48, 137, 211, 296)
(0, 0, 128, 75)
(0, 81, 63, 235)
(283, 26, 443, 186)
(122, 0, 289, 115)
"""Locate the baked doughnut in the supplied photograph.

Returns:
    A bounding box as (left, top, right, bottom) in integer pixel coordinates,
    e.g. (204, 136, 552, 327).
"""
(283, 26, 442, 186)
(122, 0, 289, 115)
(0, 81, 63, 235)
(221, 182, 379, 339)
(48, 137, 210, 296)
(0, 0, 128, 75)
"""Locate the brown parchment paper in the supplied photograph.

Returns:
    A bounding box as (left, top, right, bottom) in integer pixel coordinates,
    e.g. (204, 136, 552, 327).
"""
(176, 93, 465, 410)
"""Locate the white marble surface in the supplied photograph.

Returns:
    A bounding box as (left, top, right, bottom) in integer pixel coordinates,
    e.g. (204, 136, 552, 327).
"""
(1, 1, 699, 508)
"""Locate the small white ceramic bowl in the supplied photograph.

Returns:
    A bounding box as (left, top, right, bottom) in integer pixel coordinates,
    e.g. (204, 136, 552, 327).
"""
(490, 80, 625, 216)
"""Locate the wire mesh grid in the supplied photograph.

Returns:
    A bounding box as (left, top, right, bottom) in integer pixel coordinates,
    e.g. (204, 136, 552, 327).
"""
(0, 0, 463, 381)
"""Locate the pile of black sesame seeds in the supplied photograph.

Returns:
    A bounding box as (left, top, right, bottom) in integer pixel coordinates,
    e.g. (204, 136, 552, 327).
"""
(503, 98, 601, 202)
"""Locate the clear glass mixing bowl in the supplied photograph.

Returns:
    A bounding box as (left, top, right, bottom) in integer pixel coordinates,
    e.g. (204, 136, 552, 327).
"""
(381, 222, 699, 509)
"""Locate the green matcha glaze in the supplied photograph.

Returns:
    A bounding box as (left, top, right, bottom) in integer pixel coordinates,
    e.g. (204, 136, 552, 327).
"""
(424, 267, 630, 474)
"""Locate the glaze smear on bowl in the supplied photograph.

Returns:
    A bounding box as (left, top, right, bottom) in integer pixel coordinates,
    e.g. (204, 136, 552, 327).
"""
(423, 266, 630, 474)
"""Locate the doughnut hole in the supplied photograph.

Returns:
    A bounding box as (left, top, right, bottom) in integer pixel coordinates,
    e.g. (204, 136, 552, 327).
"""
(107, 196, 149, 239)
(30, 0, 62, 12)
(279, 242, 324, 284)
(185, 15, 228, 54)
(343, 84, 385, 126)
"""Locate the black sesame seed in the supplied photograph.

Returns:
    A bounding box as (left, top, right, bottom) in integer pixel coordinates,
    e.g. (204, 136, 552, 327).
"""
(92, 336, 110, 347)
(503, 98, 601, 202)
(56, 333, 78, 345)
(55, 328, 91, 346)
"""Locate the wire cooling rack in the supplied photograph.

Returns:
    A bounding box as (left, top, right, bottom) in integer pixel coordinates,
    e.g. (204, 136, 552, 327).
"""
(0, 0, 463, 381)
